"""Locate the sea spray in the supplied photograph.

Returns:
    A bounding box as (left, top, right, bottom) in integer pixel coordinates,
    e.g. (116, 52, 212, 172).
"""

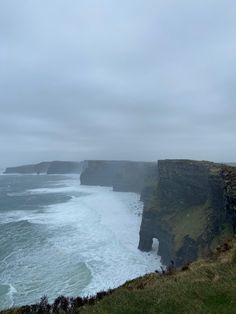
(0, 174, 161, 310)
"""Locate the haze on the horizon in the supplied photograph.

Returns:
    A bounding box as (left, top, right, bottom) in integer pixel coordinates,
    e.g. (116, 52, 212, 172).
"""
(0, 0, 236, 167)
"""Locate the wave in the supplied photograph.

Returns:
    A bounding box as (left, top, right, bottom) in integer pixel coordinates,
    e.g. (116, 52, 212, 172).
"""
(0, 284, 17, 309)
(1, 219, 33, 228)
(0, 175, 161, 309)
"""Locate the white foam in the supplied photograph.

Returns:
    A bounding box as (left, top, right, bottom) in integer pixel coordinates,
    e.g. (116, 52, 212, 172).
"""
(26, 186, 78, 195)
(25, 178, 161, 295)
(0, 175, 161, 307)
(8, 284, 17, 307)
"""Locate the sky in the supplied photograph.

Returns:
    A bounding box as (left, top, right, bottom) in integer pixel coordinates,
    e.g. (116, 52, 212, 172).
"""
(0, 0, 236, 167)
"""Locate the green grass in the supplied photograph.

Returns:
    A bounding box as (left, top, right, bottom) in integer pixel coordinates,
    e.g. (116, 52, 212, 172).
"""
(1, 239, 236, 314)
(80, 254, 236, 314)
(172, 203, 209, 251)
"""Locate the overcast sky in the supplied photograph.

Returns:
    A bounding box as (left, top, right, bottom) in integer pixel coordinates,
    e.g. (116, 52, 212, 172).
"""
(0, 0, 236, 167)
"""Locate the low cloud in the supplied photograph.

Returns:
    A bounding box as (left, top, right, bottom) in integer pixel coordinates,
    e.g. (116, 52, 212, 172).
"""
(0, 0, 236, 166)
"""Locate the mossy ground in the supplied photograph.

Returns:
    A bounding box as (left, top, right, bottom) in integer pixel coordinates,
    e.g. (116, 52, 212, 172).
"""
(172, 203, 209, 251)
(1, 238, 236, 314)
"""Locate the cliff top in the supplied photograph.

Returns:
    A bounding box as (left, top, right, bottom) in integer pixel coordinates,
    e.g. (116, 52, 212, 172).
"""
(3, 161, 83, 174)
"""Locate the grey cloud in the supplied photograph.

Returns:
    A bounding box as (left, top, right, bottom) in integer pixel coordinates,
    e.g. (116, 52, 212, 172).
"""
(0, 0, 236, 167)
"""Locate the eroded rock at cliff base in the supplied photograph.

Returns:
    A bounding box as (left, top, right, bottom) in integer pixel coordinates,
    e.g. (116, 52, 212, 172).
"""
(138, 160, 236, 267)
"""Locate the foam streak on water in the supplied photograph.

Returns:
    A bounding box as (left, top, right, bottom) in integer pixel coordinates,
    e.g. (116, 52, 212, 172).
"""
(0, 175, 161, 310)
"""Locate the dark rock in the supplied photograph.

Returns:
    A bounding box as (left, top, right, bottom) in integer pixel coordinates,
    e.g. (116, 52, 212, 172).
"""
(175, 236, 198, 267)
(138, 159, 236, 267)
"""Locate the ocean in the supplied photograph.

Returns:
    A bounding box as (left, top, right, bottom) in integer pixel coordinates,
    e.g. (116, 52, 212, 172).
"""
(0, 174, 161, 310)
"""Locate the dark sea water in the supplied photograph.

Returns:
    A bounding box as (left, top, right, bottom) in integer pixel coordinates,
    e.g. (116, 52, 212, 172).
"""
(0, 174, 160, 310)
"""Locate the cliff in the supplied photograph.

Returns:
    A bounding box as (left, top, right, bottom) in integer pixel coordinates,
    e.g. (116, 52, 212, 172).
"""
(47, 161, 83, 174)
(4, 161, 83, 174)
(80, 160, 156, 193)
(80, 159, 236, 266)
(3, 162, 51, 174)
(138, 160, 236, 266)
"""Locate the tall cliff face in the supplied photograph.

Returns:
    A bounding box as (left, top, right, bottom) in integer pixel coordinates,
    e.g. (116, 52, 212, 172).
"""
(80, 159, 236, 266)
(138, 160, 236, 266)
(80, 160, 156, 193)
(47, 161, 83, 174)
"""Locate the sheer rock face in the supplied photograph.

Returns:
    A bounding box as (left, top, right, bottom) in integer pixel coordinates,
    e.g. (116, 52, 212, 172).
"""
(79, 159, 236, 267)
(222, 167, 236, 231)
(80, 160, 156, 193)
(46, 161, 83, 174)
(138, 160, 236, 267)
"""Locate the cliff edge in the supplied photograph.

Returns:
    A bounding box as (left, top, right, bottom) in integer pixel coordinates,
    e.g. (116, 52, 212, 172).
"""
(4, 161, 83, 174)
(138, 160, 236, 266)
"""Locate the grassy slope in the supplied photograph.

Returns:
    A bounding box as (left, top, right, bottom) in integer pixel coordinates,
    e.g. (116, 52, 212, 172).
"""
(1, 239, 236, 314)
(80, 239, 236, 314)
